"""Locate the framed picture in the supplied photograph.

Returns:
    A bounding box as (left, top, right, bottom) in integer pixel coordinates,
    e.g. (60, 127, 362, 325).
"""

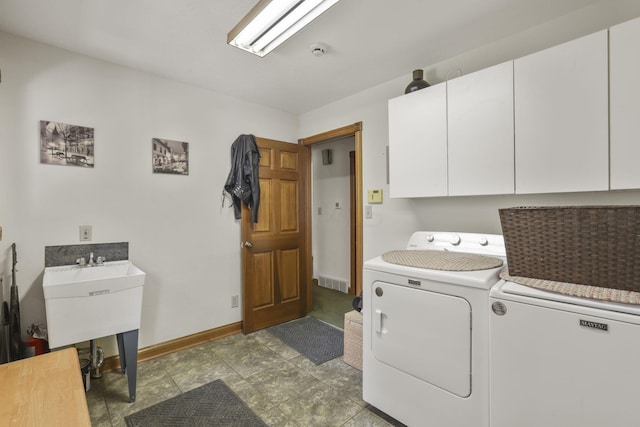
(152, 138, 189, 175)
(40, 121, 94, 167)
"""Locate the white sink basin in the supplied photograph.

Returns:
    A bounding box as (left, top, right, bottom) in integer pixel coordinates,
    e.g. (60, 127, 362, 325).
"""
(43, 260, 146, 348)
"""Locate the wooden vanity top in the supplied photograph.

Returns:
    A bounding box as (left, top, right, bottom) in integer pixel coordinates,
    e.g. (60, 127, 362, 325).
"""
(0, 348, 91, 426)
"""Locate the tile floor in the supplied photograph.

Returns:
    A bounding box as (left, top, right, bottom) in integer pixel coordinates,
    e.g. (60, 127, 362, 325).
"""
(87, 322, 402, 426)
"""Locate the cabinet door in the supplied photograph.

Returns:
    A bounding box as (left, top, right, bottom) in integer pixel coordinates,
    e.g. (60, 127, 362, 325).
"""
(514, 30, 608, 194)
(448, 61, 514, 196)
(610, 17, 640, 190)
(388, 84, 447, 198)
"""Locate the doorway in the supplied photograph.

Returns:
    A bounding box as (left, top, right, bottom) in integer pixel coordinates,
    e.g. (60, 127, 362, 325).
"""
(310, 138, 354, 295)
(300, 123, 363, 322)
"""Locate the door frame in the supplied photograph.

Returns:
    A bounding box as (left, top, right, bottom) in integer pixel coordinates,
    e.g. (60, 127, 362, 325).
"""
(299, 122, 363, 310)
(349, 150, 356, 295)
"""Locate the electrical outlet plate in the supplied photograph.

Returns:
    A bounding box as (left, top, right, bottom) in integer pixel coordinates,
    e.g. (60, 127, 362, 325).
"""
(231, 295, 239, 308)
(79, 225, 92, 241)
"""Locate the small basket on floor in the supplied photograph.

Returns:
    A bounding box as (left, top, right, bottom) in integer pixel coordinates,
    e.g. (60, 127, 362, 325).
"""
(344, 310, 362, 370)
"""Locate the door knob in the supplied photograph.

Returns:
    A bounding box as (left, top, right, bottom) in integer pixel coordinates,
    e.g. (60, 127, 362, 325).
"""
(244, 241, 253, 248)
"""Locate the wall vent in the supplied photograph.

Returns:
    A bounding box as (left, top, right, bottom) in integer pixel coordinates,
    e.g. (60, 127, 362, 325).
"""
(317, 275, 349, 294)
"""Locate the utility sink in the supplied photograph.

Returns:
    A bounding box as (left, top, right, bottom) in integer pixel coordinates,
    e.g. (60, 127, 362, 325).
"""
(43, 260, 146, 349)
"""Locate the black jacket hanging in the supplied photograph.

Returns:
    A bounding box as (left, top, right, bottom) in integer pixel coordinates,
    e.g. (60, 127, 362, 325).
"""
(224, 134, 261, 223)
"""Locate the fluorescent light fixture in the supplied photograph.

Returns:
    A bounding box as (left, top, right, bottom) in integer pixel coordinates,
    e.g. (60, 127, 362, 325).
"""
(227, 0, 340, 57)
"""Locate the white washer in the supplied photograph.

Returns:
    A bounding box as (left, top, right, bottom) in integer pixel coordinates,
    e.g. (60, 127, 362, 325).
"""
(363, 231, 505, 427)
(490, 280, 640, 427)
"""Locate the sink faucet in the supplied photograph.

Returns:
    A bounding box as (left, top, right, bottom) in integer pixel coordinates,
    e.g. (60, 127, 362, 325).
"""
(76, 252, 105, 267)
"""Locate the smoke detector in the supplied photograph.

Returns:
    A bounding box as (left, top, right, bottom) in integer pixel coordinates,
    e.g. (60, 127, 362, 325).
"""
(310, 43, 328, 57)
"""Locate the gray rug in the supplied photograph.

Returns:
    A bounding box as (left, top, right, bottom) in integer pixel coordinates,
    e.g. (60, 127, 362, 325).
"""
(267, 316, 344, 365)
(124, 380, 266, 427)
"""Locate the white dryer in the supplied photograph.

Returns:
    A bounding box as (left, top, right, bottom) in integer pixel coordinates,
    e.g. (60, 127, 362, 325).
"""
(363, 232, 506, 427)
(490, 280, 640, 427)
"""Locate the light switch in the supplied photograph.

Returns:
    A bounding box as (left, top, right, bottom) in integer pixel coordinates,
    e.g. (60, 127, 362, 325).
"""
(79, 225, 92, 241)
(368, 189, 383, 204)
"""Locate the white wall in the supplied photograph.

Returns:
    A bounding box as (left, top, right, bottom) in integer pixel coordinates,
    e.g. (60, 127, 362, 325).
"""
(299, 0, 640, 261)
(311, 137, 355, 289)
(0, 32, 298, 356)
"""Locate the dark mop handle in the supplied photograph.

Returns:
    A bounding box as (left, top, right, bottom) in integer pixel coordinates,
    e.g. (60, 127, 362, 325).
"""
(0, 290, 9, 363)
(9, 243, 22, 361)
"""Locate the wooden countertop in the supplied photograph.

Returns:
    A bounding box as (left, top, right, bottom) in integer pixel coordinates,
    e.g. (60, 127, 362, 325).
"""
(0, 348, 91, 426)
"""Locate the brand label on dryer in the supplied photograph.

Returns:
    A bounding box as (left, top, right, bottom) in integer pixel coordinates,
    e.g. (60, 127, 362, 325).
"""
(407, 279, 421, 286)
(579, 319, 608, 331)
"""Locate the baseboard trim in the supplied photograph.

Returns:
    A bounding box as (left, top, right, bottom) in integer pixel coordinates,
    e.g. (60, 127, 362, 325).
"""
(101, 321, 243, 373)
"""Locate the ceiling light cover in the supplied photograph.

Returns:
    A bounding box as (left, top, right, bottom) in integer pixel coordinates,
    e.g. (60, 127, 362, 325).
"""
(228, 0, 340, 57)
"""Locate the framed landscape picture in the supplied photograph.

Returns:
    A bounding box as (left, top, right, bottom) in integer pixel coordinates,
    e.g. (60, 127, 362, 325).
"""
(40, 120, 94, 167)
(152, 138, 189, 175)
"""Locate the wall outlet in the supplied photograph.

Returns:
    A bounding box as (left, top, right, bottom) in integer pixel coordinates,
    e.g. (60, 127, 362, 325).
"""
(79, 225, 92, 241)
(231, 295, 239, 308)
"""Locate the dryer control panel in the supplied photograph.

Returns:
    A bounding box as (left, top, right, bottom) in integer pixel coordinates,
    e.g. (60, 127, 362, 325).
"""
(407, 231, 506, 257)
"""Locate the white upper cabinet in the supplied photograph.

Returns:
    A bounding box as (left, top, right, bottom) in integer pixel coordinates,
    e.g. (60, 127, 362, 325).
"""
(514, 30, 609, 194)
(388, 83, 447, 198)
(610, 17, 640, 190)
(447, 61, 515, 196)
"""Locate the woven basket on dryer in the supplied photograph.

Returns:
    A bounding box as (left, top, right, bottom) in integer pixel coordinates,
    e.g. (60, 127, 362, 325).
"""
(499, 206, 640, 292)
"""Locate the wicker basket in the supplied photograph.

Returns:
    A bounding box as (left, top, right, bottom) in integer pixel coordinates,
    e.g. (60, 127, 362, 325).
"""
(499, 206, 640, 291)
(344, 310, 362, 370)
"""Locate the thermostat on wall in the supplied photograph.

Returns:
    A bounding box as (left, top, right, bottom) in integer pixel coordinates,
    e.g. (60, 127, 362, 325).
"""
(368, 189, 383, 204)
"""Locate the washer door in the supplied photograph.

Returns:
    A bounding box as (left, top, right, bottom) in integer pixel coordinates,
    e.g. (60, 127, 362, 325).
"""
(370, 281, 472, 397)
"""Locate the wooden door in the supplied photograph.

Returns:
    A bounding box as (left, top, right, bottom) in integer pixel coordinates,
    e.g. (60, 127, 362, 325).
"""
(241, 137, 309, 333)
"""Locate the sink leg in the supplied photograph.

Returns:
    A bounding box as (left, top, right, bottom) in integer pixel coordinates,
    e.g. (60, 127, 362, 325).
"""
(116, 329, 139, 403)
(116, 333, 127, 375)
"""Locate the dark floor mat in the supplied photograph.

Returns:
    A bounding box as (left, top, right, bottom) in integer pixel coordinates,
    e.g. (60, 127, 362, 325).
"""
(267, 316, 344, 365)
(124, 379, 266, 427)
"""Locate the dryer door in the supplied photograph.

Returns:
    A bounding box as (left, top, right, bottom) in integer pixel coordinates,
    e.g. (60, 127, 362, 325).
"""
(370, 280, 472, 397)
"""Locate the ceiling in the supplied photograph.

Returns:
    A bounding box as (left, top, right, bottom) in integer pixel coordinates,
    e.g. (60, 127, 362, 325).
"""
(0, 0, 602, 114)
